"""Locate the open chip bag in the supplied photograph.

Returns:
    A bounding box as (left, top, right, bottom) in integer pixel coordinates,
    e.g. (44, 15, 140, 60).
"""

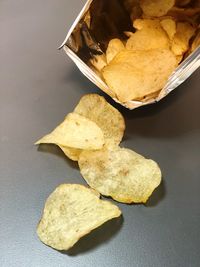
(60, 0, 200, 109)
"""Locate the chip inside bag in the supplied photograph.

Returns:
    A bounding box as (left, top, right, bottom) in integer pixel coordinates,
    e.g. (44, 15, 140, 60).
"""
(61, 0, 200, 109)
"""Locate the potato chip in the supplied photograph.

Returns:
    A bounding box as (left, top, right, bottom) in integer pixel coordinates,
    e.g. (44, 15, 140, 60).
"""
(74, 94, 125, 146)
(35, 113, 104, 150)
(172, 22, 196, 55)
(140, 0, 175, 17)
(59, 146, 81, 161)
(37, 184, 121, 250)
(79, 146, 162, 203)
(102, 49, 177, 102)
(90, 54, 107, 72)
(160, 18, 177, 40)
(106, 39, 125, 64)
(133, 18, 159, 30)
(106, 48, 176, 73)
(126, 19, 170, 51)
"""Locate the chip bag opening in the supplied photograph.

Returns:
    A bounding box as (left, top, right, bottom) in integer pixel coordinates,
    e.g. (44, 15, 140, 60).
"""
(61, 0, 200, 108)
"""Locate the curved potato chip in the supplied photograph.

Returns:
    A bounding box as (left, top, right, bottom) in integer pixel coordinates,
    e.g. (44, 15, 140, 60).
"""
(140, 0, 175, 17)
(106, 39, 125, 64)
(103, 63, 148, 102)
(74, 94, 125, 146)
(102, 49, 177, 102)
(172, 22, 196, 55)
(108, 48, 177, 71)
(37, 184, 121, 250)
(59, 146, 81, 161)
(133, 18, 160, 29)
(35, 113, 104, 150)
(160, 18, 177, 40)
(79, 147, 162, 204)
(126, 19, 170, 51)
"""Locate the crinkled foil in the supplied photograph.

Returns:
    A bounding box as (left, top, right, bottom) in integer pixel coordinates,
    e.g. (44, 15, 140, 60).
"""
(60, 0, 200, 109)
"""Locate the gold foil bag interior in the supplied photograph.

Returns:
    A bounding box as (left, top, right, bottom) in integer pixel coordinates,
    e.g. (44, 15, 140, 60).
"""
(60, 0, 200, 109)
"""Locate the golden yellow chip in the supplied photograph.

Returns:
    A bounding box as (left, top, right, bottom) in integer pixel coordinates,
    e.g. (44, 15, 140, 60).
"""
(37, 184, 121, 250)
(90, 54, 107, 72)
(59, 146, 81, 161)
(79, 146, 162, 204)
(126, 19, 170, 51)
(172, 22, 196, 55)
(133, 18, 159, 30)
(140, 0, 175, 17)
(102, 49, 177, 102)
(160, 18, 176, 40)
(35, 113, 104, 150)
(106, 38, 125, 63)
(111, 48, 177, 75)
(74, 94, 125, 146)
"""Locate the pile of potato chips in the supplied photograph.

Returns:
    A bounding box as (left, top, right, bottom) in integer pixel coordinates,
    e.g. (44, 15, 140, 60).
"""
(36, 94, 162, 251)
(90, 0, 200, 103)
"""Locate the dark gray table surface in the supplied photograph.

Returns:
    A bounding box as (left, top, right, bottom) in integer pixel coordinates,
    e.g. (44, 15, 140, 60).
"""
(1, 1, 200, 267)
